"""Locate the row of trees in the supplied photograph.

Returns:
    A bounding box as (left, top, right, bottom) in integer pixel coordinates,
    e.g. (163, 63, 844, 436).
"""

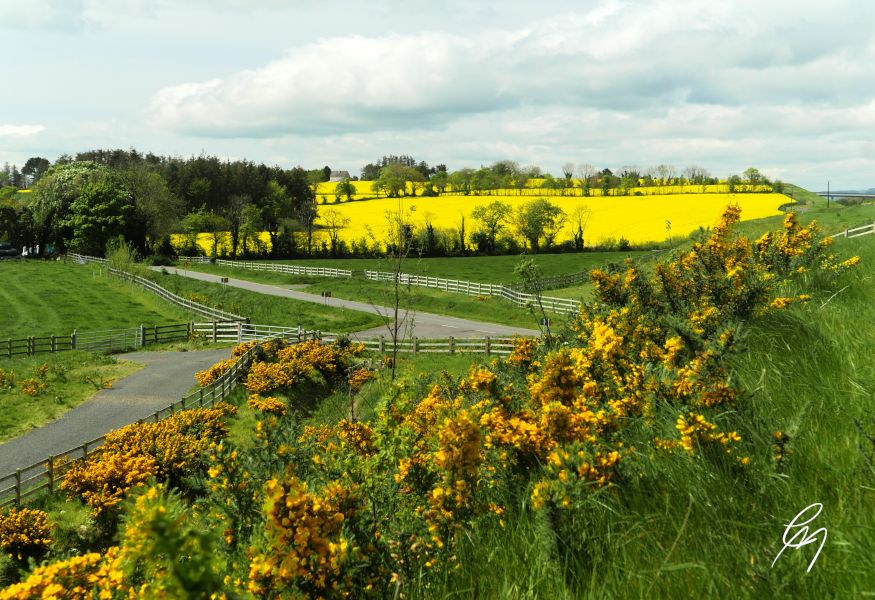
(344, 158, 780, 199)
(0, 147, 780, 259)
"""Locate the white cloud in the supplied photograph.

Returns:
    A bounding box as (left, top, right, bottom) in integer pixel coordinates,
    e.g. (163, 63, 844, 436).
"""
(147, 0, 875, 140)
(0, 124, 46, 137)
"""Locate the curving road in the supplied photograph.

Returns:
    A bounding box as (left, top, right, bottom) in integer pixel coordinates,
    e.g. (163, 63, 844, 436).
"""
(0, 270, 540, 484)
(0, 347, 231, 481)
(158, 267, 541, 339)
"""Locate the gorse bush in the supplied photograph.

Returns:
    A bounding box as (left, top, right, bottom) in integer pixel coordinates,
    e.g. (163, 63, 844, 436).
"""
(3, 207, 863, 597)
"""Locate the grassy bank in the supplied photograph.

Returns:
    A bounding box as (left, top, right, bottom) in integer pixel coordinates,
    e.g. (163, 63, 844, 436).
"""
(0, 352, 142, 443)
(187, 250, 644, 283)
(416, 235, 875, 598)
(144, 270, 384, 332)
(175, 263, 561, 327)
(0, 261, 192, 339)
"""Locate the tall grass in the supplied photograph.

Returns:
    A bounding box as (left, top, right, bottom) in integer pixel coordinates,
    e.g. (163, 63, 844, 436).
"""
(420, 236, 875, 598)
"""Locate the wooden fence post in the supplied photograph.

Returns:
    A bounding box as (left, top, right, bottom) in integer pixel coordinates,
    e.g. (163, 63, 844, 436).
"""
(485, 336, 491, 356)
(139, 324, 146, 348)
(199, 389, 204, 408)
(237, 322, 243, 343)
(154, 325, 159, 344)
(7, 339, 12, 358)
(212, 321, 218, 343)
(28, 336, 34, 356)
(413, 337, 419, 353)
(449, 336, 455, 354)
(14, 469, 21, 507)
(379, 336, 385, 353)
(83, 442, 89, 459)
(51, 335, 56, 353)
(47, 455, 55, 493)
(71, 330, 77, 350)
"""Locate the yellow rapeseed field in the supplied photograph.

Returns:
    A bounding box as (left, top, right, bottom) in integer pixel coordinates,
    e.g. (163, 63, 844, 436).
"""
(320, 192, 789, 245)
(171, 191, 789, 254)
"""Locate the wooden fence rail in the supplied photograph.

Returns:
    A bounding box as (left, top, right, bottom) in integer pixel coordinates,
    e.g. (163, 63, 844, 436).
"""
(828, 222, 875, 239)
(181, 256, 353, 278)
(0, 328, 524, 507)
(1, 323, 194, 361)
(363, 270, 583, 314)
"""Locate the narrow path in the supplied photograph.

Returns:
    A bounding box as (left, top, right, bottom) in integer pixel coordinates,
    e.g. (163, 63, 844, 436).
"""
(0, 347, 231, 480)
(159, 267, 541, 338)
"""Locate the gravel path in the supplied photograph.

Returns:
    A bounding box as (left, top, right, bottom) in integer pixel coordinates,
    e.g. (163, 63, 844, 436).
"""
(0, 347, 231, 479)
(159, 267, 541, 339)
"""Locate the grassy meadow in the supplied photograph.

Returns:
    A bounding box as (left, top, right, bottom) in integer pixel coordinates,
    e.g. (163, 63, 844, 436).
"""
(3, 205, 872, 598)
(0, 261, 193, 339)
(0, 352, 142, 442)
(145, 269, 384, 332)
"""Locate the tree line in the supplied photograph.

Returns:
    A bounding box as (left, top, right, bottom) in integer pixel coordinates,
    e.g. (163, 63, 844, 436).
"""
(0, 149, 778, 260)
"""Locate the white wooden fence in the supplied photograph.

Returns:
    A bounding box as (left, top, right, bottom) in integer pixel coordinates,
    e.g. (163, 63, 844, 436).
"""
(363, 270, 582, 314)
(0, 328, 523, 507)
(182, 256, 353, 278)
(70, 253, 248, 323)
(828, 222, 875, 239)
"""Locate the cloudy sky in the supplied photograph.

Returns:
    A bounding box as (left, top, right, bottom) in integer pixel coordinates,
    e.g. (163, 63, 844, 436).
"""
(2, 0, 874, 189)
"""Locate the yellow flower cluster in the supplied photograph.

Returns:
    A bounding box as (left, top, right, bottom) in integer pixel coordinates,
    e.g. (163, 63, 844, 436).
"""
(248, 477, 360, 597)
(195, 358, 237, 387)
(0, 368, 14, 389)
(0, 508, 53, 562)
(348, 367, 377, 391)
(506, 337, 539, 369)
(61, 404, 235, 516)
(247, 394, 287, 415)
(17, 378, 46, 397)
(0, 547, 124, 600)
(244, 339, 362, 394)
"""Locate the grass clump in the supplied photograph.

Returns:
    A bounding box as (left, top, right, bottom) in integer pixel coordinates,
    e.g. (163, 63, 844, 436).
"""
(0, 352, 142, 443)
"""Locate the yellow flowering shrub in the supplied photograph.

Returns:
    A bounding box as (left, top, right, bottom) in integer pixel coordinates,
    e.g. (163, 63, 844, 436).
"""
(61, 404, 235, 516)
(194, 358, 237, 387)
(348, 367, 377, 391)
(0, 508, 53, 562)
(248, 477, 365, 598)
(0, 547, 125, 600)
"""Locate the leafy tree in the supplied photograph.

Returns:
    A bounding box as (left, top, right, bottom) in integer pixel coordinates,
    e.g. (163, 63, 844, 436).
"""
(570, 204, 592, 250)
(429, 171, 449, 195)
(744, 167, 763, 188)
(727, 174, 742, 193)
(260, 180, 290, 253)
(373, 163, 420, 198)
(334, 179, 356, 202)
(321, 208, 351, 257)
(448, 168, 474, 195)
(121, 166, 183, 253)
(239, 204, 265, 256)
(62, 177, 135, 255)
(514, 198, 566, 252)
(31, 161, 116, 254)
(471, 200, 512, 253)
(296, 194, 319, 256)
(21, 157, 50, 187)
(180, 208, 229, 257)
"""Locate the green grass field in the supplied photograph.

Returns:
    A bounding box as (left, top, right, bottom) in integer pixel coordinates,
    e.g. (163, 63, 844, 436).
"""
(0, 261, 193, 339)
(210, 250, 645, 284)
(177, 263, 564, 327)
(145, 270, 384, 332)
(0, 352, 142, 442)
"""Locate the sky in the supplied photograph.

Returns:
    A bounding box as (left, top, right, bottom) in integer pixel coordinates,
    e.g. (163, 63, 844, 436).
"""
(1, 0, 874, 190)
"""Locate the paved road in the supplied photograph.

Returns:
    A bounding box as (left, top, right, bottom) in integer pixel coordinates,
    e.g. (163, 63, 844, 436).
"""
(159, 267, 541, 339)
(0, 347, 231, 480)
